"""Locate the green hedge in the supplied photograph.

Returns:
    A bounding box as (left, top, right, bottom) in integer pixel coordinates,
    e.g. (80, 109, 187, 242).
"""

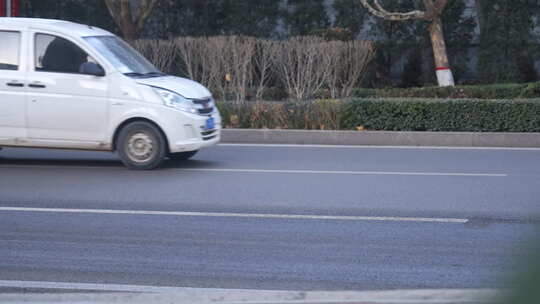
(218, 98, 540, 132)
(343, 98, 540, 132)
(353, 82, 540, 99)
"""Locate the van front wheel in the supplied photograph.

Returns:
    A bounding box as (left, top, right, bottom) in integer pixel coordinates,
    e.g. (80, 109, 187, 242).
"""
(117, 122, 167, 170)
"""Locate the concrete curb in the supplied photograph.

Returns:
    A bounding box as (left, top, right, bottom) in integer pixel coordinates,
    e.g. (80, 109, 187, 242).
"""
(0, 289, 502, 304)
(221, 129, 540, 148)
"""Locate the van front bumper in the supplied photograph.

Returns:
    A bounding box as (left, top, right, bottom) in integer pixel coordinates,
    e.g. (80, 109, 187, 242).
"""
(163, 111, 222, 153)
(169, 130, 221, 153)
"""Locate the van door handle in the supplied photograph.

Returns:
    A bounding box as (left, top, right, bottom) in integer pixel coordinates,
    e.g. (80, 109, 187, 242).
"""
(6, 82, 24, 87)
(29, 82, 46, 89)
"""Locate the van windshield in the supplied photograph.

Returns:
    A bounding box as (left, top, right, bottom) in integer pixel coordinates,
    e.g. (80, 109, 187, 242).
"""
(84, 36, 163, 77)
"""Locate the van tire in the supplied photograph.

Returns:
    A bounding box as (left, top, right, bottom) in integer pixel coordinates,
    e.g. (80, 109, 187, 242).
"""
(116, 121, 167, 170)
(169, 150, 198, 161)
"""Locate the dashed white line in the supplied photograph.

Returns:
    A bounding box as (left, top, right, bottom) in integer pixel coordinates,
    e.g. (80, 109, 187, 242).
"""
(0, 207, 469, 224)
(0, 280, 197, 293)
(0, 280, 278, 295)
(219, 143, 540, 151)
(182, 168, 507, 177)
(0, 164, 507, 177)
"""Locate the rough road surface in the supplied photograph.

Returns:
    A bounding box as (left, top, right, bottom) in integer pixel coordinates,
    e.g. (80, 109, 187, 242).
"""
(0, 145, 538, 299)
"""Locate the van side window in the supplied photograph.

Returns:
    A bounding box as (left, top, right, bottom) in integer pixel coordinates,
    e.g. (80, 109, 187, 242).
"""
(35, 34, 92, 74)
(0, 31, 21, 71)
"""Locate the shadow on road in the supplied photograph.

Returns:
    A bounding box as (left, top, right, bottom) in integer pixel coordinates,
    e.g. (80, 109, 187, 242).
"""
(0, 156, 221, 170)
(0, 157, 124, 168)
(164, 159, 220, 169)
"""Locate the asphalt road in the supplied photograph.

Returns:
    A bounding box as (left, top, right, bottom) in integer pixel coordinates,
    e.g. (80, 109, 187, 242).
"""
(0, 144, 539, 292)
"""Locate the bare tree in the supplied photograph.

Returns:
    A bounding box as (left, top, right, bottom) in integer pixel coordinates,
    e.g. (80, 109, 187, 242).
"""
(175, 37, 218, 91)
(224, 36, 257, 103)
(359, 0, 455, 87)
(253, 40, 280, 101)
(104, 0, 159, 41)
(133, 39, 176, 73)
(325, 40, 376, 98)
(167, 36, 374, 101)
(275, 37, 334, 100)
(174, 36, 256, 103)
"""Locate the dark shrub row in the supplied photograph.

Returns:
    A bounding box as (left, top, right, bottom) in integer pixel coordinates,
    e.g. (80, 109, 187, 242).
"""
(218, 98, 540, 132)
(343, 98, 540, 132)
(353, 82, 540, 100)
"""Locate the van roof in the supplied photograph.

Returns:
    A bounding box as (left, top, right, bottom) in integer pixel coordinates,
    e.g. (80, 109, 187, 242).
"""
(0, 17, 113, 37)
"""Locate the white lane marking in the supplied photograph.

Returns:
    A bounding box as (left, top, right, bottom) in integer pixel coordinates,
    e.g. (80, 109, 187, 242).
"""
(182, 168, 507, 177)
(0, 281, 499, 303)
(219, 143, 540, 151)
(0, 164, 507, 177)
(0, 279, 260, 293)
(0, 207, 468, 224)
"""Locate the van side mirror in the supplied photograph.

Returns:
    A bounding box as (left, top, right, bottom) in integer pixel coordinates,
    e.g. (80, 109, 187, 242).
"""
(79, 62, 105, 77)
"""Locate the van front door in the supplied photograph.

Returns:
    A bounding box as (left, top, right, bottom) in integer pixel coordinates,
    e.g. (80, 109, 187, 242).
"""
(0, 30, 26, 142)
(26, 32, 109, 144)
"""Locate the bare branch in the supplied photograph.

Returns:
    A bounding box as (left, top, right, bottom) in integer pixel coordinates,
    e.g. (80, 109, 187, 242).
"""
(359, 0, 426, 21)
(434, 0, 449, 13)
(325, 40, 376, 98)
(119, 0, 133, 25)
(372, 0, 393, 16)
(422, 0, 436, 19)
(104, 0, 121, 24)
(136, 0, 159, 33)
(423, 0, 435, 10)
(104, 0, 159, 40)
(253, 40, 279, 101)
(274, 37, 335, 100)
(133, 39, 176, 73)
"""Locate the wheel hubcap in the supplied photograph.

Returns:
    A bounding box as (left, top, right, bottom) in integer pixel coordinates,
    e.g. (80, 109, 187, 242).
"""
(126, 132, 155, 163)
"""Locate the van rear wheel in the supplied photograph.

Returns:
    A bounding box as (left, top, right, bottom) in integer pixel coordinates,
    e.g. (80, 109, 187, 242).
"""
(117, 121, 167, 170)
(169, 150, 198, 161)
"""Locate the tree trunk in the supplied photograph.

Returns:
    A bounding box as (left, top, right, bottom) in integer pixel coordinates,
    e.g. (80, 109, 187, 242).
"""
(105, 0, 143, 41)
(23, 0, 33, 17)
(118, 0, 138, 41)
(429, 17, 455, 87)
(119, 19, 139, 41)
(475, 0, 485, 34)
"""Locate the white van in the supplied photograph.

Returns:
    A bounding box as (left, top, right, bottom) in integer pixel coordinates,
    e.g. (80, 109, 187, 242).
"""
(0, 18, 221, 170)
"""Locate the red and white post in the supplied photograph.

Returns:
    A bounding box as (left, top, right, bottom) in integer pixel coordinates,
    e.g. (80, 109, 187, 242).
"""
(435, 66, 455, 87)
(0, 0, 20, 17)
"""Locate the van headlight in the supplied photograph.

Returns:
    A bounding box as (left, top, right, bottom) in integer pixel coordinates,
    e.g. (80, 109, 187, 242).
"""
(154, 87, 198, 114)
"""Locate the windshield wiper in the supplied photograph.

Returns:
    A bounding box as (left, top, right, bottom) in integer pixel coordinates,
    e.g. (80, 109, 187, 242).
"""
(144, 72, 167, 77)
(124, 72, 166, 78)
(123, 72, 145, 77)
